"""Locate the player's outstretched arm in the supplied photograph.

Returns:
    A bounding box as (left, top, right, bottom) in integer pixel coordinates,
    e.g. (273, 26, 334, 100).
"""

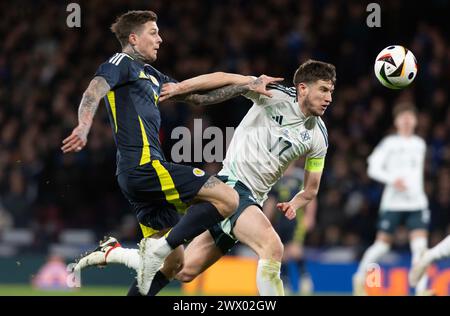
(159, 72, 253, 102)
(277, 170, 322, 220)
(61, 76, 111, 153)
(170, 75, 284, 106)
(160, 73, 283, 102)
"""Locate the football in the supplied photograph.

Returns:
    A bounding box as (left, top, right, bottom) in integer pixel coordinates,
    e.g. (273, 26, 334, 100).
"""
(374, 45, 418, 89)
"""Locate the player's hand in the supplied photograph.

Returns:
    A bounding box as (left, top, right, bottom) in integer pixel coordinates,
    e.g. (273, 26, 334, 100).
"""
(277, 202, 297, 220)
(393, 178, 407, 192)
(160, 82, 181, 102)
(248, 75, 284, 98)
(61, 124, 89, 153)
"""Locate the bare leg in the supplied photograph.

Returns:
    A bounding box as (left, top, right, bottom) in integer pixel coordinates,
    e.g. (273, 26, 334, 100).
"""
(194, 176, 239, 217)
(138, 176, 238, 295)
(160, 245, 184, 279)
(176, 230, 224, 282)
(178, 205, 284, 295)
(233, 206, 284, 295)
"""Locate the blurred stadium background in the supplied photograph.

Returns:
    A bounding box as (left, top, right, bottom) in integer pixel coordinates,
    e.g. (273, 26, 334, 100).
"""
(0, 0, 449, 296)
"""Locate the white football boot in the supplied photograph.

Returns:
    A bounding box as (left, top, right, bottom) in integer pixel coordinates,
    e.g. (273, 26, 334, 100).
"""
(73, 236, 121, 272)
(137, 238, 171, 295)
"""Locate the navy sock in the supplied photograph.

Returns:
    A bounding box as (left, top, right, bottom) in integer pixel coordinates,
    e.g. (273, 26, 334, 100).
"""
(148, 270, 170, 296)
(166, 202, 224, 249)
(127, 279, 141, 296)
(126, 271, 170, 296)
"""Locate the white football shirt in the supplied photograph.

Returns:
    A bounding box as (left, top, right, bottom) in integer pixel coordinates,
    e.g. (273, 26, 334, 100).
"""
(367, 134, 428, 211)
(218, 84, 328, 204)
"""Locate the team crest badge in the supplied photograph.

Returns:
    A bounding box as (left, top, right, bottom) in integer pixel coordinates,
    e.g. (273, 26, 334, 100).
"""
(193, 168, 205, 177)
(300, 130, 311, 142)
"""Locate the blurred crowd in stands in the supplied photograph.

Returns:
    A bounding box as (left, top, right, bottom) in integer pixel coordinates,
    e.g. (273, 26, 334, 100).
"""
(0, 0, 449, 254)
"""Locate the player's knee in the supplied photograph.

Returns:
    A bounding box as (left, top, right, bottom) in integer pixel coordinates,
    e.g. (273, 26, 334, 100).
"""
(258, 229, 284, 261)
(269, 235, 284, 261)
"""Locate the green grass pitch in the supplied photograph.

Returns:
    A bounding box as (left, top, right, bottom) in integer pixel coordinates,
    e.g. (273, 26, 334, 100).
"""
(0, 284, 184, 296)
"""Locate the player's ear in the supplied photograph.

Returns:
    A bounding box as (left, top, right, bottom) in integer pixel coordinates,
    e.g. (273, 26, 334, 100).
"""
(298, 83, 308, 98)
(128, 33, 138, 46)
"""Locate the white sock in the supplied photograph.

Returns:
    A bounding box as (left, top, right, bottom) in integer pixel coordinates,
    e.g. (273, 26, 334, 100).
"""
(410, 237, 428, 293)
(106, 248, 140, 270)
(411, 237, 427, 264)
(426, 235, 450, 263)
(355, 241, 390, 277)
(256, 259, 284, 296)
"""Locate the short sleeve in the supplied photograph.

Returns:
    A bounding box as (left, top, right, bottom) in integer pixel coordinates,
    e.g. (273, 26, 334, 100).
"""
(307, 119, 328, 159)
(94, 53, 132, 89)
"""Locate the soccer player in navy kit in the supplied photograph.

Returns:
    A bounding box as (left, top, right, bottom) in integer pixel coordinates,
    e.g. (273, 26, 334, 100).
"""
(61, 10, 245, 295)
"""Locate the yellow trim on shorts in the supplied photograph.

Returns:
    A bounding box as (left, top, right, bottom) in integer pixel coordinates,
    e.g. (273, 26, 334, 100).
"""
(138, 116, 151, 165)
(151, 160, 188, 214)
(106, 91, 118, 133)
(139, 223, 159, 238)
(305, 157, 325, 172)
(164, 228, 172, 238)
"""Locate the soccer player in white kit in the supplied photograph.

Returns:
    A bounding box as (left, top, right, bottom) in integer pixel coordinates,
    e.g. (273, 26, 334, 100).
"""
(74, 60, 335, 296)
(353, 103, 431, 296)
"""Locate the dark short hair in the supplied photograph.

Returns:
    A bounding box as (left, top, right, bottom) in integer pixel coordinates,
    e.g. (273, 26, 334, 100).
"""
(111, 10, 158, 48)
(293, 59, 336, 86)
(392, 102, 417, 118)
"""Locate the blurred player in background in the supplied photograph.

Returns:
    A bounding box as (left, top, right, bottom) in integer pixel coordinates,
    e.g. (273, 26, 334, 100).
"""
(76, 59, 335, 296)
(353, 103, 431, 296)
(263, 163, 317, 295)
(61, 10, 281, 295)
(409, 235, 450, 287)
